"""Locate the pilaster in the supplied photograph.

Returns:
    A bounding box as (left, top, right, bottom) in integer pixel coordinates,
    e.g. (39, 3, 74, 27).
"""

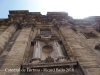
(59, 26, 100, 75)
(0, 25, 32, 75)
(0, 24, 17, 55)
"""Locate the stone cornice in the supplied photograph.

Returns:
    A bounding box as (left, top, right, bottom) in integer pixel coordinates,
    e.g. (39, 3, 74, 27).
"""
(0, 10, 100, 27)
(0, 19, 8, 26)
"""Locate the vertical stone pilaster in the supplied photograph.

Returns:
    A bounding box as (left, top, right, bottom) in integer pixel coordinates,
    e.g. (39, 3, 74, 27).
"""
(54, 40, 64, 58)
(57, 27, 76, 62)
(0, 25, 17, 54)
(59, 26, 100, 75)
(0, 26, 8, 35)
(0, 26, 32, 75)
(33, 41, 41, 60)
(31, 28, 38, 40)
(54, 40, 66, 62)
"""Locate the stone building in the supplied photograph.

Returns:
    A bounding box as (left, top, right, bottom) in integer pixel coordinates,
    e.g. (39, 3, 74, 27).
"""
(0, 10, 100, 75)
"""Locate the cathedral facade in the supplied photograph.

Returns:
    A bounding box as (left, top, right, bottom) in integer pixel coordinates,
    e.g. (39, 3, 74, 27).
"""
(0, 10, 100, 75)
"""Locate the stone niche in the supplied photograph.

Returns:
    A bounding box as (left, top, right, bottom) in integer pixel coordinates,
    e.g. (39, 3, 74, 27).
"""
(42, 45, 53, 53)
(95, 43, 100, 50)
(82, 32, 98, 39)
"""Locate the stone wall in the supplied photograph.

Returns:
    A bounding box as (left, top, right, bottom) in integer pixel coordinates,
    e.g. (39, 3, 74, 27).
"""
(0, 26, 32, 75)
(59, 26, 100, 75)
(0, 10, 100, 75)
(0, 25, 17, 55)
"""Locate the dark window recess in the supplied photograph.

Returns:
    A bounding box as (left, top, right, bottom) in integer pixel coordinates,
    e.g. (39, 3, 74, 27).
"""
(40, 29, 51, 34)
(84, 32, 98, 38)
(31, 41, 35, 46)
(71, 27, 77, 32)
(34, 36, 41, 40)
(95, 43, 100, 50)
(51, 36, 59, 40)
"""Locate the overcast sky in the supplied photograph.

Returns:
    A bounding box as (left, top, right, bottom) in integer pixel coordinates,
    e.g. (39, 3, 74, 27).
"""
(0, 0, 100, 19)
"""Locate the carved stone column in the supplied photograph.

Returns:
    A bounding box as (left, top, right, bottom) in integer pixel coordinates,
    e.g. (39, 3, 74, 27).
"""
(33, 41, 41, 61)
(0, 24, 17, 54)
(54, 40, 65, 61)
(54, 40, 64, 57)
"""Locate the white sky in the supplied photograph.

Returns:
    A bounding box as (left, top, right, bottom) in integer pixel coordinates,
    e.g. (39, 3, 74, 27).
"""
(0, 0, 100, 19)
(40, 0, 100, 19)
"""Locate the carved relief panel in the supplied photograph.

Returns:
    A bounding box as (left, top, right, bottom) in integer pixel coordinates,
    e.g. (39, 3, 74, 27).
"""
(20, 28, 83, 75)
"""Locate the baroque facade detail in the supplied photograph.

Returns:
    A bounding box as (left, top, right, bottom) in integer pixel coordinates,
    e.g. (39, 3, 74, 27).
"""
(0, 10, 100, 75)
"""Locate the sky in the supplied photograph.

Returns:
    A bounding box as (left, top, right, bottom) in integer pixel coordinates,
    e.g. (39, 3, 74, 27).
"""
(0, 0, 100, 19)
